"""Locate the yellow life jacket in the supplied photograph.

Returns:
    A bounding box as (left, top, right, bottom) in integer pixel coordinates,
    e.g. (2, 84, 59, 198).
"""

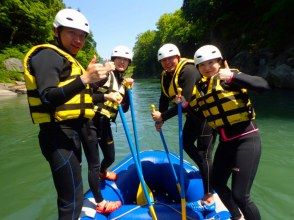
(189, 76, 206, 109)
(196, 74, 255, 129)
(23, 44, 95, 124)
(93, 71, 126, 120)
(161, 58, 197, 101)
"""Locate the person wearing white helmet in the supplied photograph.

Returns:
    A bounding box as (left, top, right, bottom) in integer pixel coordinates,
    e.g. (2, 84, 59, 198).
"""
(23, 8, 122, 219)
(151, 43, 217, 212)
(190, 44, 271, 220)
(91, 45, 134, 183)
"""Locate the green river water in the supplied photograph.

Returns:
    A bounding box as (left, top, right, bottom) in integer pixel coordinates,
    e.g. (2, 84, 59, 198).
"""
(0, 79, 293, 219)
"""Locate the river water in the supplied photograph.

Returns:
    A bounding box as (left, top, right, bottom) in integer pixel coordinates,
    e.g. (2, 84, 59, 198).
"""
(0, 79, 293, 220)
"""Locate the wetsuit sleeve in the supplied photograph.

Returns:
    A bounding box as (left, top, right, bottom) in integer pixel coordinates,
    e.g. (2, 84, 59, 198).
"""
(31, 49, 86, 108)
(230, 72, 271, 93)
(91, 77, 108, 104)
(159, 91, 169, 112)
(158, 90, 175, 121)
(178, 64, 201, 101)
(161, 105, 178, 121)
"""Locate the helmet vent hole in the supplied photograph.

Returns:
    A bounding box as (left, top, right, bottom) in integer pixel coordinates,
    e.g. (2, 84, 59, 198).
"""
(66, 17, 73, 21)
(212, 51, 216, 53)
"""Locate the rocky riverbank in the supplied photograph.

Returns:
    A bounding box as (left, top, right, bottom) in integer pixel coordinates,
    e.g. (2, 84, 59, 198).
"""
(0, 81, 27, 96)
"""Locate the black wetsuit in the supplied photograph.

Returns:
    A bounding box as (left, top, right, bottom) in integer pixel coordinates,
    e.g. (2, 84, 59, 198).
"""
(30, 47, 102, 220)
(199, 72, 271, 220)
(92, 70, 130, 174)
(159, 63, 217, 195)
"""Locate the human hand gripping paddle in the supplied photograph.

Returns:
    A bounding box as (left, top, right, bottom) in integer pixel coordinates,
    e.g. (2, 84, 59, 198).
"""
(150, 104, 181, 194)
(176, 88, 187, 220)
(117, 95, 157, 220)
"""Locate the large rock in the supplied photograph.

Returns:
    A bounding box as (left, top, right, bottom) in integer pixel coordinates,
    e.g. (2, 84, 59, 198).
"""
(231, 47, 294, 89)
(0, 89, 17, 96)
(3, 58, 23, 72)
(231, 51, 258, 75)
(0, 82, 27, 95)
(268, 64, 294, 89)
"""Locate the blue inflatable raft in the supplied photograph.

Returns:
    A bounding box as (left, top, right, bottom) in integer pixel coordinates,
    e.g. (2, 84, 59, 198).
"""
(80, 150, 231, 220)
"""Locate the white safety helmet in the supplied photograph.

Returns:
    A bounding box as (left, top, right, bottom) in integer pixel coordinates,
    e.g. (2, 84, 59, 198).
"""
(194, 45, 223, 65)
(111, 45, 133, 61)
(157, 43, 180, 61)
(53, 8, 90, 34)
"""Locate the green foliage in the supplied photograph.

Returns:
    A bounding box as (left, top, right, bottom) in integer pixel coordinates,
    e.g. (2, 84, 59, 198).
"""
(181, 0, 294, 56)
(0, 0, 293, 82)
(0, 47, 24, 61)
(124, 65, 134, 77)
(156, 10, 202, 57)
(133, 10, 203, 77)
(0, 45, 29, 82)
(0, 0, 99, 82)
(0, 0, 64, 48)
(132, 30, 160, 78)
(0, 69, 23, 82)
(133, 0, 294, 77)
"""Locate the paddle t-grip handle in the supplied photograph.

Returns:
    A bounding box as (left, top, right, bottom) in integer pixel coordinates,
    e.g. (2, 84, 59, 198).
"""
(150, 104, 156, 113)
(177, 87, 182, 96)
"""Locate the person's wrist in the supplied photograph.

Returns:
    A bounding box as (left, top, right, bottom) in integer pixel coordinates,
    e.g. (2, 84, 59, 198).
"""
(225, 72, 234, 84)
(80, 75, 88, 85)
(182, 101, 189, 108)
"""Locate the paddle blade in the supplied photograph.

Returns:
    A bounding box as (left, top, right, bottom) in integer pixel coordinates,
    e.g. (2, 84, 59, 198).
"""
(136, 183, 154, 205)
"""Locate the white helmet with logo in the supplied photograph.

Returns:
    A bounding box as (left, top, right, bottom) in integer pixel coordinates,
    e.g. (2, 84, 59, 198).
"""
(111, 45, 133, 61)
(53, 8, 90, 34)
(157, 43, 180, 61)
(194, 45, 223, 65)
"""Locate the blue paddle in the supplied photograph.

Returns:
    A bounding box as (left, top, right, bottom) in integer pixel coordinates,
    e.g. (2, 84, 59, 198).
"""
(126, 86, 149, 205)
(126, 87, 140, 162)
(150, 104, 181, 193)
(118, 105, 157, 220)
(177, 88, 187, 220)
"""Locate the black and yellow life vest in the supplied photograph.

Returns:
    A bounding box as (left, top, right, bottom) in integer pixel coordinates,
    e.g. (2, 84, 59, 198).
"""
(93, 71, 126, 120)
(196, 75, 255, 129)
(160, 58, 197, 101)
(23, 44, 95, 124)
(189, 76, 206, 109)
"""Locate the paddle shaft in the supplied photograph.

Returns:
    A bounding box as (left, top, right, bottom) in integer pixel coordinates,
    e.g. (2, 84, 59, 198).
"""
(177, 88, 187, 220)
(127, 88, 141, 163)
(150, 104, 181, 193)
(159, 130, 181, 192)
(118, 105, 157, 220)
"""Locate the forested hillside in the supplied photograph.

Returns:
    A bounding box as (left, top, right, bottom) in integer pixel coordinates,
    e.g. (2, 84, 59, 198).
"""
(0, 0, 98, 82)
(132, 0, 294, 81)
(0, 0, 293, 87)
